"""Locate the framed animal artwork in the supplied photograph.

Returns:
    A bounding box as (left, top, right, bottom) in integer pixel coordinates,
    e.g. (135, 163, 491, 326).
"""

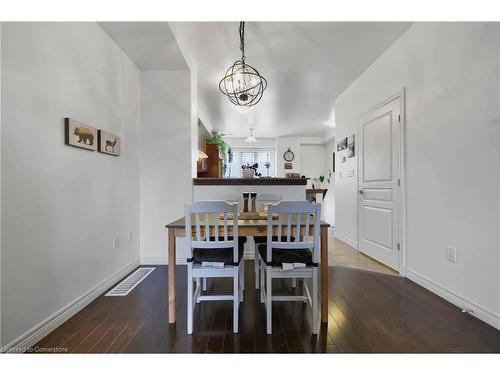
(64, 118, 97, 151)
(98, 130, 121, 156)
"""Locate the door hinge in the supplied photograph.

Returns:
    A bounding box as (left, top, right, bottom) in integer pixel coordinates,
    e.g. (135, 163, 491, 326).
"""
(397, 243, 400, 251)
(398, 114, 401, 122)
(397, 178, 401, 186)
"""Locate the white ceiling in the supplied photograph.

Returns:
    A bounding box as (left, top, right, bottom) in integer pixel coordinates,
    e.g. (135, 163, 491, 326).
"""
(99, 22, 188, 70)
(100, 22, 411, 137)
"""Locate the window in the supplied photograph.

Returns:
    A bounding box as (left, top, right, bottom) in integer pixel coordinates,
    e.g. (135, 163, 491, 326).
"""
(227, 148, 276, 178)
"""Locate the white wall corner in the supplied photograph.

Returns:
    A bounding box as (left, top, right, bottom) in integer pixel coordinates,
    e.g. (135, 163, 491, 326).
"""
(334, 232, 358, 249)
(405, 268, 500, 332)
(2, 259, 140, 353)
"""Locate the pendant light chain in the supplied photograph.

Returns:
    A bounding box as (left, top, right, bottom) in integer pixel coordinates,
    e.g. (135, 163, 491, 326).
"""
(239, 21, 246, 62)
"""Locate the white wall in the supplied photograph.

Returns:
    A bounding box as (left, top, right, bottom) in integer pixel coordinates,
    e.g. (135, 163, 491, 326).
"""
(335, 23, 500, 325)
(300, 144, 325, 179)
(323, 138, 336, 227)
(1, 23, 141, 346)
(276, 136, 323, 177)
(140, 71, 192, 264)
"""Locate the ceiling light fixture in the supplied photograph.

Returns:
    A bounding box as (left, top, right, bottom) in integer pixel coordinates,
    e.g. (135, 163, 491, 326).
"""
(219, 22, 267, 108)
(245, 128, 257, 143)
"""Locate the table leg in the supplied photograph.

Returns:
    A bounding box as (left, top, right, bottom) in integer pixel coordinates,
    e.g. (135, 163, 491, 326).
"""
(168, 227, 176, 324)
(320, 226, 328, 323)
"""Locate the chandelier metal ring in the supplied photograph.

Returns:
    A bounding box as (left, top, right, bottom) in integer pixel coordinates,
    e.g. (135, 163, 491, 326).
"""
(219, 22, 267, 108)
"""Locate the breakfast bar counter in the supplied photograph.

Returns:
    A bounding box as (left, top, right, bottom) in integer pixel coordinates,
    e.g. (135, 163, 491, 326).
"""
(193, 177, 307, 185)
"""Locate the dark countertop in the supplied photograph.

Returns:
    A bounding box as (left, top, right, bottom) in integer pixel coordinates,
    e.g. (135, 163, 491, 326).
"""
(193, 178, 307, 186)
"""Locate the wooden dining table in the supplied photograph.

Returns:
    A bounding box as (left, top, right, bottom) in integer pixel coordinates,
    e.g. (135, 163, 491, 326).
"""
(165, 215, 330, 325)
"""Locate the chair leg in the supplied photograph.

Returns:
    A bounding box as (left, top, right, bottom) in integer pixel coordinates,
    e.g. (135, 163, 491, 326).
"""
(239, 262, 244, 302)
(241, 259, 245, 291)
(312, 268, 318, 335)
(266, 266, 272, 335)
(187, 264, 193, 335)
(260, 259, 265, 304)
(292, 278, 297, 288)
(202, 277, 207, 291)
(255, 247, 260, 289)
(233, 267, 239, 333)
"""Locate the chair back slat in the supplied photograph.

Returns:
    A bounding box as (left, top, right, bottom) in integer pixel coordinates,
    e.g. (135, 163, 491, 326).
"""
(204, 213, 210, 241)
(277, 214, 282, 242)
(286, 214, 292, 242)
(266, 201, 321, 265)
(185, 201, 239, 262)
(296, 213, 302, 242)
(196, 213, 201, 242)
(223, 213, 228, 242)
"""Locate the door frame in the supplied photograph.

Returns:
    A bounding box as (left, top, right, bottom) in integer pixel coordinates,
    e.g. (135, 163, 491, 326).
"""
(357, 88, 406, 276)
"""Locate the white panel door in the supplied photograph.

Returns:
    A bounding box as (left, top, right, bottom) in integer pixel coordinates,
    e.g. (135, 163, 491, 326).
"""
(358, 96, 401, 271)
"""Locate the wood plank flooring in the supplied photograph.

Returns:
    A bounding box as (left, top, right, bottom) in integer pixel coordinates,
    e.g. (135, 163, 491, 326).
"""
(32, 263, 500, 353)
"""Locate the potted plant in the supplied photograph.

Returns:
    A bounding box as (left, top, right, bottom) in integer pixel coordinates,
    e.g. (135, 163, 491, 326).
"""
(311, 169, 332, 188)
(242, 163, 262, 179)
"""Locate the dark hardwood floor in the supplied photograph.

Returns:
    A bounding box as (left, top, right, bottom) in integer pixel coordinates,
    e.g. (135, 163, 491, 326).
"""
(33, 262, 500, 353)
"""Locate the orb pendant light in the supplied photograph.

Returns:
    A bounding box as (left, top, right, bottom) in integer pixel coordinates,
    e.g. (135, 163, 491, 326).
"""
(219, 22, 267, 108)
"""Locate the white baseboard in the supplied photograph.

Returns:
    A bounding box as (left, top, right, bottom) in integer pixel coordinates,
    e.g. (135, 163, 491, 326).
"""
(3, 259, 140, 353)
(334, 232, 358, 249)
(405, 268, 500, 331)
(140, 257, 187, 265)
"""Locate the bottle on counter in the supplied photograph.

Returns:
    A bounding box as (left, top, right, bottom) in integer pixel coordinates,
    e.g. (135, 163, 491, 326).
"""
(250, 192, 258, 213)
(242, 192, 250, 213)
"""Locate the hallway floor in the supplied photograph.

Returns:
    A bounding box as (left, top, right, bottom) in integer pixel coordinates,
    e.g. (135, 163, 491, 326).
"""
(329, 234, 398, 276)
(32, 263, 500, 353)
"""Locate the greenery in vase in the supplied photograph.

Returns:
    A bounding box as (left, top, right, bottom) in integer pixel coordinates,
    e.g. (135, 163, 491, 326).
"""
(208, 131, 233, 177)
(242, 163, 262, 177)
(312, 169, 332, 185)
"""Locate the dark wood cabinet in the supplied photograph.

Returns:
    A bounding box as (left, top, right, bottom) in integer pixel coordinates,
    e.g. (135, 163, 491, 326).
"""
(197, 137, 208, 173)
(197, 143, 222, 178)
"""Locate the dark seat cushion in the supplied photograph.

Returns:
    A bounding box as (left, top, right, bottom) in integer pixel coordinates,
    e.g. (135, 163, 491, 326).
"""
(257, 244, 314, 267)
(192, 237, 246, 265)
(254, 236, 294, 244)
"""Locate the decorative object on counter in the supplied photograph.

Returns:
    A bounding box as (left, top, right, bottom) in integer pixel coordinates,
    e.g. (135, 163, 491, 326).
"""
(64, 118, 97, 151)
(98, 130, 121, 156)
(310, 169, 332, 189)
(244, 128, 257, 143)
(285, 172, 301, 179)
(242, 192, 250, 213)
(250, 192, 257, 212)
(284, 162, 293, 170)
(283, 147, 295, 162)
(219, 22, 267, 108)
(263, 161, 271, 177)
(238, 211, 278, 220)
(242, 163, 261, 178)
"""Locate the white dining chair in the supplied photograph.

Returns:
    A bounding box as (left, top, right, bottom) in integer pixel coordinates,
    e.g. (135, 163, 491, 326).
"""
(253, 194, 282, 289)
(256, 201, 321, 335)
(185, 201, 245, 334)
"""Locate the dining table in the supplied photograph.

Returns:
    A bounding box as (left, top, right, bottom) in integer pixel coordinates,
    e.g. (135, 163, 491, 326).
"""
(165, 214, 330, 325)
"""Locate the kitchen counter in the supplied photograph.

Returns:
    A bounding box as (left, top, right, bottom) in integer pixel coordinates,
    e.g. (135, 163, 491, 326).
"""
(193, 178, 307, 186)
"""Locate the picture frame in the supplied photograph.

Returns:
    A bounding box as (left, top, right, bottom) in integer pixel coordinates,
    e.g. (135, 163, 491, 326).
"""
(98, 130, 121, 156)
(64, 118, 97, 151)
